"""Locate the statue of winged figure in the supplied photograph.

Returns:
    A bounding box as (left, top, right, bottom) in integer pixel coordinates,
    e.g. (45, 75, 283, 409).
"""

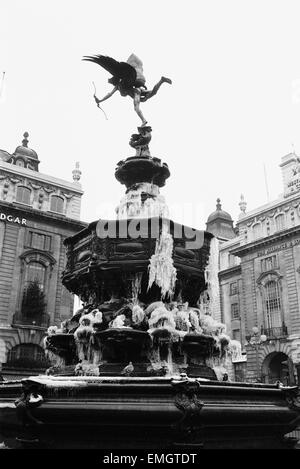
(83, 53, 172, 126)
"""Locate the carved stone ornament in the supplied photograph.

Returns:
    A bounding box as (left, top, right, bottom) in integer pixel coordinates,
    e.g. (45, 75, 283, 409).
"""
(283, 386, 300, 410)
(43, 186, 55, 194)
(63, 193, 74, 200)
(9, 177, 21, 184)
(29, 182, 42, 190)
(171, 378, 204, 444)
(172, 378, 204, 417)
(174, 392, 204, 416)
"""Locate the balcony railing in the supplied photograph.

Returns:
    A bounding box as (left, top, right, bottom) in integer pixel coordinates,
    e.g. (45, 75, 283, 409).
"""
(12, 312, 50, 328)
(261, 324, 288, 339)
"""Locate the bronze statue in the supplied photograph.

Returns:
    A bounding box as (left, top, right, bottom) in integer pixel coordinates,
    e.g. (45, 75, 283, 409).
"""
(129, 125, 152, 157)
(83, 53, 172, 126)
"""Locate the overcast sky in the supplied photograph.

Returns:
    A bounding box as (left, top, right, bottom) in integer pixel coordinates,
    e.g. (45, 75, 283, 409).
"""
(1, 0, 300, 229)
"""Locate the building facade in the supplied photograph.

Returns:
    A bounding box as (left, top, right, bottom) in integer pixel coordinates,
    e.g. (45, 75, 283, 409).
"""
(210, 153, 300, 385)
(0, 133, 86, 377)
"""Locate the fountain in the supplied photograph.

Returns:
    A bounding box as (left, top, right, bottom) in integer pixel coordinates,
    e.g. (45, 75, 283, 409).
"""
(1, 53, 300, 449)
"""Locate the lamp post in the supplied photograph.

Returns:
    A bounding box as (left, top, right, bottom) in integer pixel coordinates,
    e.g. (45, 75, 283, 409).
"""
(245, 326, 267, 382)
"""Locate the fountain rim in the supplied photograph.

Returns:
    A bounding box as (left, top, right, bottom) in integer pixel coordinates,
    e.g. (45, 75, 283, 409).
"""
(19, 374, 289, 392)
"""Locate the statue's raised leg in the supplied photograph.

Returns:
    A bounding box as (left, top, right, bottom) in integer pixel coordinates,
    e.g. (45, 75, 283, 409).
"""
(141, 77, 172, 102)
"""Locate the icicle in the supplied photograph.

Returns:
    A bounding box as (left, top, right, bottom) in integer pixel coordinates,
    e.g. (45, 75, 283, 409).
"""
(132, 272, 143, 304)
(204, 237, 221, 321)
(132, 304, 145, 325)
(116, 183, 169, 219)
(45, 349, 65, 368)
(92, 348, 103, 365)
(109, 314, 129, 328)
(148, 305, 176, 330)
(166, 344, 173, 375)
(148, 224, 177, 299)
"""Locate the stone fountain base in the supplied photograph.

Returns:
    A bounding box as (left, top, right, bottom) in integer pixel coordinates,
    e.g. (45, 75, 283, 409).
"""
(1, 374, 300, 449)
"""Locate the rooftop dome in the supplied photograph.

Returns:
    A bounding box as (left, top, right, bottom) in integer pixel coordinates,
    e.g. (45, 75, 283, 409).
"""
(13, 132, 39, 160)
(206, 198, 236, 240)
(207, 198, 233, 223)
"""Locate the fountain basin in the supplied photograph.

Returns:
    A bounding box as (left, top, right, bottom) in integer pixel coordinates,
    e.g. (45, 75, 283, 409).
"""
(181, 333, 217, 357)
(115, 156, 170, 188)
(61, 217, 213, 306)
(1, 375, 300, 449)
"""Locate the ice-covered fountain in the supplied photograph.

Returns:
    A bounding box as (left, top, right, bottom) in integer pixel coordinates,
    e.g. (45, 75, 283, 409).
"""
(1, 53, 300, 449)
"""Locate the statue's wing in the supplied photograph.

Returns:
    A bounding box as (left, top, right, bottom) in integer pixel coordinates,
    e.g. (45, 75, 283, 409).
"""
(127, 54, 146, 85)
(83, 55, 136, 84)
(127, 54, 143, 71)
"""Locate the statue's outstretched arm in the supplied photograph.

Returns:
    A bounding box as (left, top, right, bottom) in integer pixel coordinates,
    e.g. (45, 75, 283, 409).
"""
(95, 86, 118, 104)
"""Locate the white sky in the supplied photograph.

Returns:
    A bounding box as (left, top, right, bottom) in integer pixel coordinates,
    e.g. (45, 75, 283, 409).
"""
(1, 0, 300, 229)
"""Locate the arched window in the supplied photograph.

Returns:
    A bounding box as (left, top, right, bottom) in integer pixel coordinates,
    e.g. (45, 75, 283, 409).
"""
(16, 186, 31, 204)
(275, 214, 285, 232)
(50, 195, 64, 213)
(264, 280, 282, 328)
(253, 223, 262, 240)
(15, 251, 55, 327)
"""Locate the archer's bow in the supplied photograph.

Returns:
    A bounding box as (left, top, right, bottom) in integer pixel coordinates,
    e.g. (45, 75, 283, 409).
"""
(92, 82, 108, 120)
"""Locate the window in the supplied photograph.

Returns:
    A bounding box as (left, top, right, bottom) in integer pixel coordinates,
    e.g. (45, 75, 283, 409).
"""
(253, 223, 262, 240)
(265, 280, 282, 328)
(230, 281, 238, 295)
(28, 231, 51, 251)
(275, 214, 284, 232)
(25, 261, 46, 291)
(231, 303, 240, 320)
(16, 186, 31, 204)
(261, 255, 277, 272)
(50, 195, 64, 213)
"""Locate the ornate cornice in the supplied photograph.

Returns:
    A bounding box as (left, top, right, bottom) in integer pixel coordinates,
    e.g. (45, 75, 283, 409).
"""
(231, 225, 300, 257)
(237, 194, 300, 226)
(0, 163, 83, 196)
